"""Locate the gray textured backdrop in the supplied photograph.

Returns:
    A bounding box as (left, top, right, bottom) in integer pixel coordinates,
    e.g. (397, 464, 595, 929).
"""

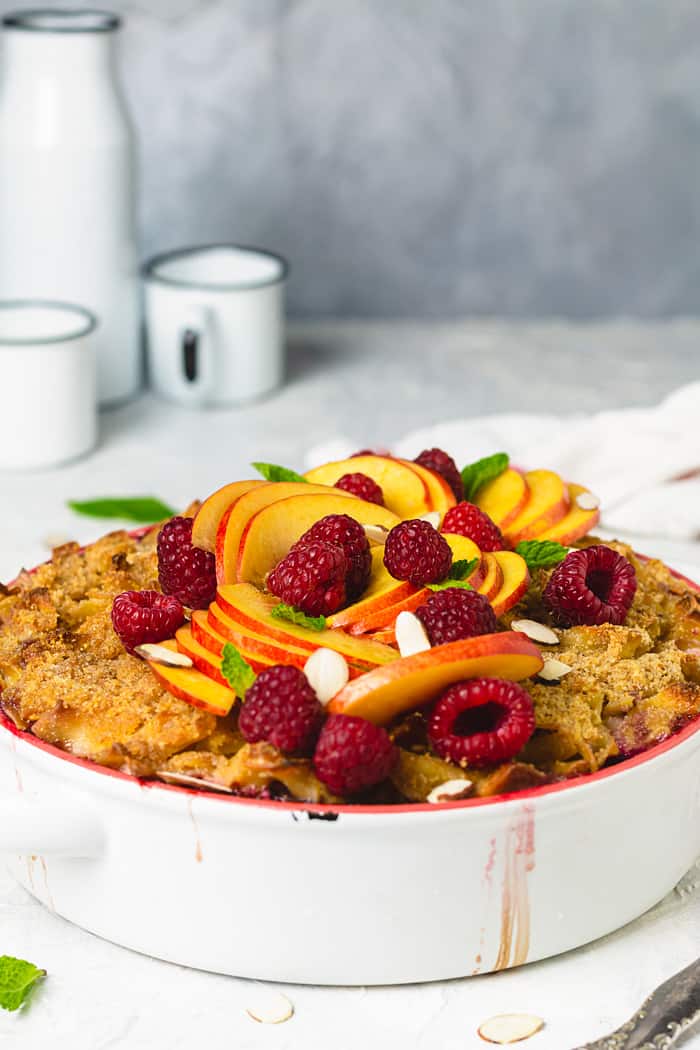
(4, 0, 700, 318)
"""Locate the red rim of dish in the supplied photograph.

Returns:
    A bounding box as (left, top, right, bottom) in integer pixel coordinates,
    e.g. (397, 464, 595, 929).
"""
(2, 533, 698, 815)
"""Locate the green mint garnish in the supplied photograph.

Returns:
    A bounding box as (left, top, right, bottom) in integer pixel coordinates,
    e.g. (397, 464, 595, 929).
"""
(252, 462, 308, 484)
(68, 497, 176, 523)
(426, 557, 479, 591)
(220, 643, 256, 697)
(0, 956, 45, 1012)
(271, 603, 326, 631)
(460, 452, 509, 502)
(515, 540, 569, 571)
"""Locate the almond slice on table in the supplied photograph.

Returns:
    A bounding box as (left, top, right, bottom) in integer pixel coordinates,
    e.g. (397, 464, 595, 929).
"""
(363, 524, 390, 545)
(134, 643, 193, 668)
(156, 770, 233, 793)
(575, 491, 600, 511)
(478, 1013, 544, 1044)
(511, 619, 559, 645)
(245, 989, 294, 1025)
(395, 610, 431, 658)
(427, 778, 473, 803)
(537, 658, 573, 682)
(304, 647, 350, 705)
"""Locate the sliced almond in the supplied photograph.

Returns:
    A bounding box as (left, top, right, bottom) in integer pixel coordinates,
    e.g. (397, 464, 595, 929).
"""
(42, 531, 72, 550)
(537, 658, 573, 682)
(575, 491, 600, 511)
(157, 770, 233, 793)
(134, 643, 193, 668)
(478, 1013, 544, 1044)
(511, 619, 559, 645)
(427, 778, 473, 803)
(363, 524, 389, 546)
(395, 610, 431, 657)
(304, 647, 350, 705)
(245, 990, 294, 1025)
(418, 511, 441, 529)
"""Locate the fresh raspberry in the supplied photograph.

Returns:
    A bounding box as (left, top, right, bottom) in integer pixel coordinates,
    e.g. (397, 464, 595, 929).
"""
(294, 514, 371, 600)
(239, 665, 323, 754)
(383, 519, 452, 586)
(428, 678, 535, 767)
(335, 472, 384, 506)
(414, 447, 464, 502)
(543, 544, 637, 627)
(441, 501, 504, 552)
(416, 588, 497, 646)
(111, 589, 185, 654)
(313, 714, 397, 794)
(268, 540, 348, 616)
(157, 516, 216, 610)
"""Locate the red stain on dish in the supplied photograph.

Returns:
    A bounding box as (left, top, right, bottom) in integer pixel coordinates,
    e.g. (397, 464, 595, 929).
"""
(494, 803, 535, 971)
(187, 798, 203, 863)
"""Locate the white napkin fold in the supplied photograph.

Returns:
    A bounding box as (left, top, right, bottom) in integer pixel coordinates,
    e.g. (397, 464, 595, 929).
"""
(305, 382, 700, 542)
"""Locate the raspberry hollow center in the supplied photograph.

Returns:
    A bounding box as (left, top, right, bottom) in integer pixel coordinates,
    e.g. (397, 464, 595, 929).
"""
(453, 702, 505, 736)
(586, 568, 613, 603)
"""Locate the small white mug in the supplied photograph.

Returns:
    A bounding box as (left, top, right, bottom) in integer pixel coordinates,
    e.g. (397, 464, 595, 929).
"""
(142, 244, 288, 407)
(0, 300, 98, 470)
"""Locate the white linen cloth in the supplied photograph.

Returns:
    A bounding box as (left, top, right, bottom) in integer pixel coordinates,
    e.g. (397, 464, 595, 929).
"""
(306, 382, 700, 546)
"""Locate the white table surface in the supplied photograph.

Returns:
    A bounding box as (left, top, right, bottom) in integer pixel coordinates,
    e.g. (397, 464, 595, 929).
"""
(1, 320, 699, 1049)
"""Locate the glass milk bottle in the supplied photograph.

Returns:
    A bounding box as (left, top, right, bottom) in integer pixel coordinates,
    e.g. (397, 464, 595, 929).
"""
(0, 9, 140, 404)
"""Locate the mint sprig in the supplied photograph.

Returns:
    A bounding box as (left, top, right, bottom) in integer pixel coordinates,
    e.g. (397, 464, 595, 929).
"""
(460, 452, 509, 502)
(221, 643, 256, 697)
(252, 462, 308, 484)
(515, 540, 568, 571)
(426, 556, 479, 592)
(68, 497, 176, 523)
(271, 603, 326, 631)
(0, 956, 45, 1012)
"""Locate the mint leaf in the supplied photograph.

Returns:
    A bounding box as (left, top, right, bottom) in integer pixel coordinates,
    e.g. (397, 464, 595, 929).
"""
(252, 462, 307, 484)
(460, 452, 509, 502)
(0, 956, 45, 1012)
(426, 578, 474, 592)
(515, 540, 568, 571)
(68, 497, 176, 523)
(220, 643, 256, 697)
(449, 557, 479, 581)
(271, 603, 326, 631)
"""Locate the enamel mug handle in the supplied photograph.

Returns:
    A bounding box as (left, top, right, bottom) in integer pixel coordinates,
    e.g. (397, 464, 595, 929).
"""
(0, 798, 104, 858)
(175, 305, 215, 406)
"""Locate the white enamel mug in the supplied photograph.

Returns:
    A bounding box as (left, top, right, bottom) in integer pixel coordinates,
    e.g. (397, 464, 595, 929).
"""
(142, 244, 288, 407)
(0, 300, 97, 470)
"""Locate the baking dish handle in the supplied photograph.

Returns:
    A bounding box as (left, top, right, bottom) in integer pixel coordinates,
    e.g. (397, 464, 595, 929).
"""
(0, 798, 105, 857)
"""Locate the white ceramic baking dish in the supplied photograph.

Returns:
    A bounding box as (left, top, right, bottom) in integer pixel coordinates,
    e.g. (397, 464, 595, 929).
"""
(0, 565, 698, 986)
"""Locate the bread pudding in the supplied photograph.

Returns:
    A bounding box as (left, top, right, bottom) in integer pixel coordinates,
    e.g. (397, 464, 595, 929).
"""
(1, 450, 698, 806)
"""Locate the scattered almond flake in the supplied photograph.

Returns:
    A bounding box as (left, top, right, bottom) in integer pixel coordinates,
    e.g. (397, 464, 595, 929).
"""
(478, 1013, 544, 1044)
(427, 778, 473, 803)
(363, 524, 389, 545)
(245, 989, 294, 1025)
(42, 531, 72, 550)
(304, 647, 349, 705)
(511, 619, 559, 645)
(182, 607, 193, 622)
(157, 770, 233, 793)
(395, 610, 431, 657)
(418, 510, 441, 529)
(575, 491, 600, 511)
(134, 643, 193, 668)
(537, 658, 573, 682)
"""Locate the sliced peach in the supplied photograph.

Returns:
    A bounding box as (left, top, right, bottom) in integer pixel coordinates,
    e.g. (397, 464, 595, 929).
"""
(305, 455, 432, 518)
(205, 605, 317, 671)
(236, 492, 399, 588)
(146, 640, 236, 715)
(327, 632, 543, 724)
(397, 458, 457, 516)
(537, 483, 600, 544)
(479, 552, 504, 601)
(490, 551, 531, 617)
(502, 470, 570, 545)
(215, 482, 355, 584)
(476, 468, 529, 530)
(215, 583, 399, 669)
(192, 480, 266, 553)
(326, 548, 416, 629)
